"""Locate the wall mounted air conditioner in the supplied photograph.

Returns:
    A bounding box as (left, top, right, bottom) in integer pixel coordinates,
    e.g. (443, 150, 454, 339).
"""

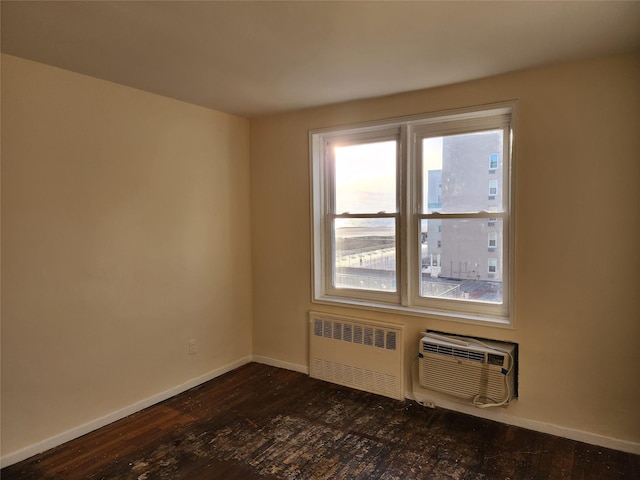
(418, 333, 516, 408)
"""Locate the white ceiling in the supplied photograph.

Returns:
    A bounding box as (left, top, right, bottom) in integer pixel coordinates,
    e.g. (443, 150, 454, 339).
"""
(2, 1, 639, 118)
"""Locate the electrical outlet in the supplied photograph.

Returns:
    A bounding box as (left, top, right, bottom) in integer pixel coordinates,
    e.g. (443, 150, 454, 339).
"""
(188, 339, 197, 355)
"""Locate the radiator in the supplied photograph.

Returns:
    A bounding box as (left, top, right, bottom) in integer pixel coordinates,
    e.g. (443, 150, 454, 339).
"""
(309, 312, 405, 400)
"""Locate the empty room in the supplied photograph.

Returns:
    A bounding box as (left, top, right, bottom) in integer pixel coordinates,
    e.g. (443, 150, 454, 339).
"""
(1, 1, 639, 478)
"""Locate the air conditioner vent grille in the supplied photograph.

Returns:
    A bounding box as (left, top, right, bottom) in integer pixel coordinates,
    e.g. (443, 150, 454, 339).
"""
(423, 341, 485, 363)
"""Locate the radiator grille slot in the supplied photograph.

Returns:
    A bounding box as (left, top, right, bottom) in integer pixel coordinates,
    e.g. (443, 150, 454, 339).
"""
(309, 312, 404, 400)
(314, 317, 397, 351)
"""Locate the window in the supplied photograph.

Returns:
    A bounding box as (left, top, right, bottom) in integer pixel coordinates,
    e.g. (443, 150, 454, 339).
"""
(489, 153, 499, 170)
(488, 232, 498, 249)
(311, 103, 515, 324)
(488, 258, 498, 274)
(488, 179, 498, 196)
(332, 139, 398, 292)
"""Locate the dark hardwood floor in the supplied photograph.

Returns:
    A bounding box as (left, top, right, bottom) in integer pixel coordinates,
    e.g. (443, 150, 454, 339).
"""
(2, 363, 638, 479)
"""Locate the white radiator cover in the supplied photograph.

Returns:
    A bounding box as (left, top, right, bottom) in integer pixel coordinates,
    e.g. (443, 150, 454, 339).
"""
(309, 312, 405, 400)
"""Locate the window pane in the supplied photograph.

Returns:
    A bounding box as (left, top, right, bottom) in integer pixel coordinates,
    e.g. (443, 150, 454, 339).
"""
(420, 218, 503, 303)
(335, 141, 396, 214)
(423, 130, 503, 213)
(334, 217, 396, 292)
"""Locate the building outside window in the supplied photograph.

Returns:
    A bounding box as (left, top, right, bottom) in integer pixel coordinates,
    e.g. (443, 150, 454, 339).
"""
(311, 103, 515, 324)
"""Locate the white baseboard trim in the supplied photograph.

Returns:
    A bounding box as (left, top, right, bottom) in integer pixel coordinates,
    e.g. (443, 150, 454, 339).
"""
(252, 355, 309, 375)
(0, 355, 253, 468)
(406, 390, 640, 455)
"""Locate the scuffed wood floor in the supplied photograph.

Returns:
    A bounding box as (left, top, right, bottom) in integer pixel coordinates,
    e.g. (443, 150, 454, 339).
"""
(2, 363, 638, 479)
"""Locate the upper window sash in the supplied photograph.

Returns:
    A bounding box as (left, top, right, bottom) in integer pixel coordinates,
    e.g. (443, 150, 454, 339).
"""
(410, 118, 511, 214)
(326, 131, 400, 215)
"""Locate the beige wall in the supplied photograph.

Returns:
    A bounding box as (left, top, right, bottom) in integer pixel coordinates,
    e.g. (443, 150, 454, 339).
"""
(250, 53, 640, 444)
(1, 55, 253, 456)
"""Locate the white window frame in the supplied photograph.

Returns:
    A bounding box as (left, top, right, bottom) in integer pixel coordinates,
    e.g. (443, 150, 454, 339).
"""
(310, 102, 516, 326)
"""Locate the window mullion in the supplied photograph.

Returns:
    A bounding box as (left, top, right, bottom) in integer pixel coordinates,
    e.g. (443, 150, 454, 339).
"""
(400, 124, 411, 307)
